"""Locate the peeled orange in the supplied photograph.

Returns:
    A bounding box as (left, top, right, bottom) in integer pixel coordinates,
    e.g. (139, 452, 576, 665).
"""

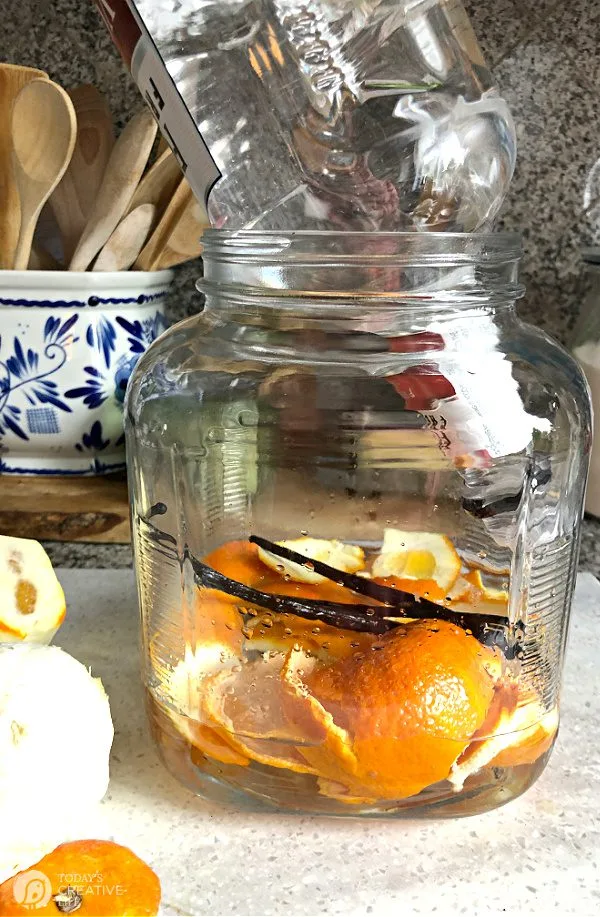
(0, 536, 65, 644)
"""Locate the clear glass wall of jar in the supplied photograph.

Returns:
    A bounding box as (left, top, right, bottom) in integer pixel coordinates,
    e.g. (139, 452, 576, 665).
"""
(571, 249, 600, 516)
(126, 232, 590, 817)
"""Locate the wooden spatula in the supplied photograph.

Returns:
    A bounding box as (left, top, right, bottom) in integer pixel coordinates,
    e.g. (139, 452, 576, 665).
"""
(126, 148, 181, 217)
(133, 177, 193, 271)
(0, 63, 48, 269)
(11, 79, 77, 270)
(69, 108, 157, 271)
(50, 84, 114, 262)
(154, 193, 209, 270)
(93, 204, 156, 271)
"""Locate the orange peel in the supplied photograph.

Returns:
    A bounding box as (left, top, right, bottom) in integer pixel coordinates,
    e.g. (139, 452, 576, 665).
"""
(257, 537, 365, 585)
(201, 655, 322, 774)
(449, 685, 558, 789)
(304, 620, 497, 800)
(372, 529, 461, 601)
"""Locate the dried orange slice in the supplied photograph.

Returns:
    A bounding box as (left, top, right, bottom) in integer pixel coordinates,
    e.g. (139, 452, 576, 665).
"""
(257, 538, 365, 585)
(449, 685, 558, 789)
(0, 536, 65, 644)
(372, 529, 461, 601)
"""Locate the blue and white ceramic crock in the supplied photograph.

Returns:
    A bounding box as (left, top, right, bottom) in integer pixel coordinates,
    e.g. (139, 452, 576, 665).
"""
(0, 270, 172, 475)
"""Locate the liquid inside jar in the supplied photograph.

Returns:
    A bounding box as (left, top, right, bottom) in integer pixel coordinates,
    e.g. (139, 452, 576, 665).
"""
(144, 533, 561, 816)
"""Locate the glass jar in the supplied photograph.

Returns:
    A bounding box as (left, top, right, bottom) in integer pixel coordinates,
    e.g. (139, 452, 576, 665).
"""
(571, 249, 600, 516)
(126, 231, 590, 817)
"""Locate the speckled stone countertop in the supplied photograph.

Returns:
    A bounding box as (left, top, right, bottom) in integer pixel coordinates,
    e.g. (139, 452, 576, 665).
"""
(42, 516, 600, 581)
(54, 569, 600, 916)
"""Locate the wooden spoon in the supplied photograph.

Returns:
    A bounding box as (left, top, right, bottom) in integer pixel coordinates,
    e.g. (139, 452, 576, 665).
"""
(134, 178, 207, 271)
(93, 203, 156, 271)
(126, 148, 181, 217)
(154, 192, 209, 269)
(50, 84, 114, 262)
(11, 79, 77, 271)
(69, 108, 157, 272)
(0, 63, 48, 269)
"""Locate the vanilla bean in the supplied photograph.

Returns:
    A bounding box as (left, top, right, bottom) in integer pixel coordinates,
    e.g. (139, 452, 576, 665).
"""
(249, 534, 442, 612)
(188, 554, 395, 634)
(247, 535, 517, 655)
(188, 552, 515, 654)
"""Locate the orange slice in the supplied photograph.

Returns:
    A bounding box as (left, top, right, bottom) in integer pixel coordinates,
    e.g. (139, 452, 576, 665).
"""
(449, 684, 558, 789)
(257, 537, 365, 585)
(372, 529, 461, 601)
(0, 536, 65, 644)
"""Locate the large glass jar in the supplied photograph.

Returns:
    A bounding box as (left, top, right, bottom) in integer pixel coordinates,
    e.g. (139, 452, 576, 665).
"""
(126, 232, 590, 817)
(571, 249, 600, 516)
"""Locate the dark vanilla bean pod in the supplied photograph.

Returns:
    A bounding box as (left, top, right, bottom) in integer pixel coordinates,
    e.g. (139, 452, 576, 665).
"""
(247, 534, 517, 655)
(188, 552, 516, 654)
(249, 534, 443, 612)
(188, 553, 395, 635)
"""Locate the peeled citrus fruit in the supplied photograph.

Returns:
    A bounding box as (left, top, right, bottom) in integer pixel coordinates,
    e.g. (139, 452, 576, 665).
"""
(257, 537, 365, 585)
(372, 529, 461, 601)
(0, 536, 65, 644)
(0, 840, 160, 916)
(302, 619, 497, 799)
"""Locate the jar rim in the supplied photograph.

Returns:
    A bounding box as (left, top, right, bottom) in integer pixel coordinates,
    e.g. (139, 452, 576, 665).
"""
(201, 230, 522, 265)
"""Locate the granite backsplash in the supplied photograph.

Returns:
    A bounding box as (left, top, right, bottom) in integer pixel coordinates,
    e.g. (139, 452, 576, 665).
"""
(2, 0, 600, 570)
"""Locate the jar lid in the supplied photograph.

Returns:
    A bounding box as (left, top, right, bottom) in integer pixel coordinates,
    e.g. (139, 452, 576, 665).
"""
(582, 247, 600, 264)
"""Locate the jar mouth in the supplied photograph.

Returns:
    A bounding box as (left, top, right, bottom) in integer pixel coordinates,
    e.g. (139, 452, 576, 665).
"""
(201, 230, 522, 266)
(199, 230, 524, 310)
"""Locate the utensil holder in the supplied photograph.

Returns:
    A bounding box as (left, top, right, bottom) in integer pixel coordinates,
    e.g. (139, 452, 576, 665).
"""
(0, 270, 172, 475)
